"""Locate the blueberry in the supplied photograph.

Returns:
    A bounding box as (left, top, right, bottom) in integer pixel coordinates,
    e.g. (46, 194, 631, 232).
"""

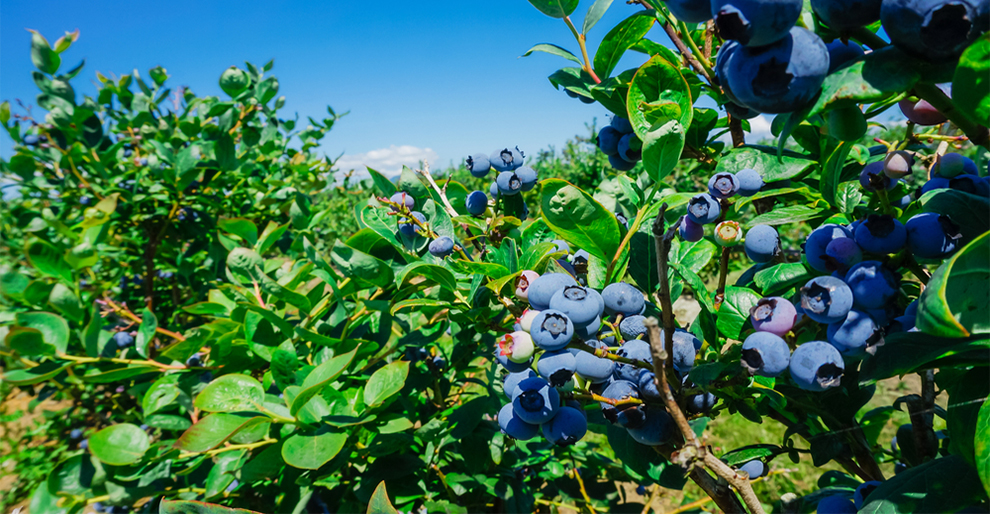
(23, 134, 41, 146)
(844, 261, 899, 310)
(495, 171, 523, 196)
(741, 331, 791, 376)
(80, 439, 89, 449)
(679, 217, 705, 242)
(428, 236, 455, 258)
(715, 40, 743, 101)
(741, 224, 778, 264)
(139, 424, 149, 431)
(638, 371, 662, 401)
(828, 106, 868, 142)
(905, 299, 919, 317)
(80, 196, 91, 206)
(114, 332, 134, 348)
(465, 190, 488, 216)
(398, 211, 427, 237)
(537, 349, 577, 387)
(825, 40, 865, 73)
(714, 220, 743, 247)
(530, 310, 576, 351)
(800, 276, 854, 324)
(735, 168, 764, 197)
(619, 315, 649, 340)
(713, 0, 803, 46)
(498, 331, 536, 363)
(709, 172, 740, 199)
(600, 380, 646, 428)
(949, 173, 990, 197)
(498, 402, 539, 440)
(124, 149, 133, 157)
(93, 503, 106, 513)
(496, 348, 533, 373)
(571, 249, 590, 267)
(515, 271, 540, 301)
(617, 133, 642, 163)
(854, 481, 882, 510)
(552, 239, 571, 254)
(931, 153, 976, 178)
(900, 96, 947, 125)
(905, 212, 962, 258)
(855, 214, 907, 255)
(674, 327, 703, 351)
(489, 181, 500, 198)
(812, 0, 882, 29)
(687, 392, 718, 413)
(616, 212, 630, 229)
(883, 151, 914, 179)
(615, 340, 652, 382)
(750, 297, 797, 336)
(610, 116, 634, 134)
(894, 462, 909, 474)
(69, 428, 84, 440)
(817, 495, 857, 513)
(666, 0, 715, 22)
(490, 147, 525, 172)
(859, 161, 898, 192)
(526, 273, 578, 310)
(432, 355, 446, 370)
(574, 340, 616, 384)
(466, 153, 491, 178)
(186, 353, 203, 367)
(515, 166, 538, 191)
(608, 153, 637, 171)
(598, 126, 622, 156)
(687, 193, 721, 224)
(881, 0, 981, 60)
(542, 406, 588, 445)
(511, 377, 560, 424)
(663, 329, 696, 373)
(824, 237, 863, 272)
(738, 460, 767, 479)
(636, 485, 648, 495)
(725, 101, 761, 119)
(723, 27, 829, 113)
(627, 407, 674, 445)
(225, 479, 239, 493)
(827, 309, 882, 357)
(503, 369, 538, 398)
(549, 285, 604, 326)
(601, 282, 645, 317)
(789, 341, 844, 391)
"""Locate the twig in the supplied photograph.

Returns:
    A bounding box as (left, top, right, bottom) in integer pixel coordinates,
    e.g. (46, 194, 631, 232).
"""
(415, 164, 485, 253)
(729, 115, 746, 147)
(640, 484, 662, 514)
(101, 296, 186, 341)
(563, 16, 603, 84)
(909, 370, 939, 463)
(714, 246, 730, 310)
(571, 466, 598, 514)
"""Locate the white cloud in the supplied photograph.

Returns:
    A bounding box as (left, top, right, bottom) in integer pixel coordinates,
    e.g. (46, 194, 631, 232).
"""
(334, 145, 439, 180)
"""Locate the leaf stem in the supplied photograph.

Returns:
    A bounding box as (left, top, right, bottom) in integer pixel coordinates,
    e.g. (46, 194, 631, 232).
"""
(563, 16, 602, 84)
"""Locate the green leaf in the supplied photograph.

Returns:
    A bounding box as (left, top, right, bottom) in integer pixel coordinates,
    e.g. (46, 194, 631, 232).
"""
(15, 311, 69, 353)
(821, 142, 854, 208)
(583, 0, 615, 34)
(25, 239, 72, 282)
(216, 133, 238, 171)
(159, 499, 263, 514)
(175, 413, 270, 453)
(859, 332, 989, 382)
(290, 348, 358, 416)
(194, 374, 265, 413)
(719, 444, 781, 466)
(976, 396, 990, 499)
(6, 327, 55, 357)
(366, 481, 400, 514)
(952, 33, 989, 125)
(81, 365, 159, 383)
(47, 283, 84, 322)
(281, 427, 348, 470)
(594, 12, 656, 79)
(946, 367, 988, 467)
(134, 308, 157, 358)
(390, 298, 451, 315)
(527, 0, 580, 18)
(397, 165, 429, 205)
(835, 181, 864, 214)
(626, 55, 692, 183)
(753, 263, 810, 296)
(218, 218, 258, 246)
(330, 240, 395, 289)
(449, 260, 510, 279)
(920, 188, 990, 243)
(917, 232, 989, 338)
(521, 43, 582, 64)
(367, 167, 397, 197)
(143, 375, 182, 415)
(859, 455, 985, 513)
(540, 178, 622, 262)
(255, 221, 288, 255)
(28, 30, 60, 74)
(744, 205, 831, 228)
(89, 424, 150, 466)
(716, 287, 761, 340)
(363, 361, 410, 408)
(1, 360, 70, 385)
(715, 145, 817, 184)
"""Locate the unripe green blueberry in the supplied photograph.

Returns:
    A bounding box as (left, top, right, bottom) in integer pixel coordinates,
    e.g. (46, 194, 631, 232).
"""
(714, 221, 743, 246)
(828, 106, 867, 142)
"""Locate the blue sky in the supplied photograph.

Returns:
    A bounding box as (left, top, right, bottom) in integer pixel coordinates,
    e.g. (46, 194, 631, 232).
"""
(1, 0, 714, 175)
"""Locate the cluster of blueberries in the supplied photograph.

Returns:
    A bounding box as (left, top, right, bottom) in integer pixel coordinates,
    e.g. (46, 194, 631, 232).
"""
(595, 116, 642, 172)
(467, 146, 538, 203)
(660, 0, 989, 117)
(386, 192, 459, 258)
(861, 151, 990, 208)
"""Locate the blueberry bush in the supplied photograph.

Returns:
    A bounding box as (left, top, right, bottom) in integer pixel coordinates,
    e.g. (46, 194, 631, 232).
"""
(1, 0, 989, 511)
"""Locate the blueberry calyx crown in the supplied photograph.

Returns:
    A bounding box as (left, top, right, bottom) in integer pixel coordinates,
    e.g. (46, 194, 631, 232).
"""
(541, 313, 569, 335)
(801, 282, 832, 314)
(750, 298, 778, 322)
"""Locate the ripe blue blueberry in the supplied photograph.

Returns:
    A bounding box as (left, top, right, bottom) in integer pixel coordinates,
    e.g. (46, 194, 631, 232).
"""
(465, 190, 488, 216)
(552, 239, 571, 254)
(735, 168, 764, 197)
(619, 315, 648, 340)
(905, 213, 962, 258)
(550, 285, 604, 326)
(598, 126, 622, 156)
(722, 27, 829, 113)
(905, 299, 919, 317)
(715, 40, 743, 101)
(627, 407, 675, 445)
(511, 377, 560, 424)
(69, 428, 84, 440)
(490, 147, 525, 172)
(741, 331, 791, 376)
(428, 236, 455, 258)
(789, 341, 845, 391)
(537, 349, 577, 387)
(949, 174, 990, 197)
(854, 481, 882, 510)
(744, 224, 780, 263)
(712, 0, 803, 47)
(750, 296, 797, 336)
(618, 133, 642, 163)
(542, 406, 588, 445)
(489, 181, 500, 198)
(503, 369, 538, 398)
(515, 166, 538, 191)
(23, 134, 40, 145)
(816, 495, 857, 514)
(466, 153, 491, 178)
(600, 380, 646, 428)
(825, 40, 865, 73)
(665, 0, 715, 22)
(687, 193, 721, 224)
(498, 402, 539, 440)
(859, 161, 898, 191)
(398, 211, 427, 237)
(680, 217, 705, 242)
(496, 171, 523, 196)
(804, 224, 853, 272)
(800, 276, 854, 324)
(615, 339, 652, 382)
(636, 485, 647, 496)
(638, 371, 661, 401)
(575, 316, 602, 340)
(80, 196, 91, 206)
(687, 392, 718, 414)
(608, 153, 637, 171)
(812, 0, 882, 29)
(574, 340, 616, 383)
(673, 327, 703, 351)
(79, 439, 89, 449)
(844, 261, 899, 310)
(932, 153, 977, 178)
(708, 172, 739, 199)
(527, 272, 578, 310)
(432, 355, 446, 370)
(611, 116, 634, 134)
(114, 331, 134, 348)
(661, 329, 697, 373)
(827, 309, 882, 357)
(739, 460, 767, 479)
(824, 237, 863, 272)
(530, 310, 576, 351)
(881, 0, 981, 60)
